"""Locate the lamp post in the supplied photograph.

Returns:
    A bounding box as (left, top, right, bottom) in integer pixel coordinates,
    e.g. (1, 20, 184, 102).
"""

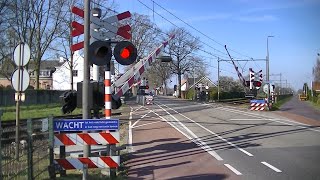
(267, 36, 274, 108)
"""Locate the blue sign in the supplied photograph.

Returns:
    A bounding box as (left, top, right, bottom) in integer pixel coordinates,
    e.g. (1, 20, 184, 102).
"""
(53, 119, 119, 132)
(250, 99, 265, 104)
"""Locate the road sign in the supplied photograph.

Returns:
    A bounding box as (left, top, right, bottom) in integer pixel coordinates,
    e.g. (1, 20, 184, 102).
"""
(90, 10, 131, 39)
(13, 43, 31, 66)
(11, 68, 30, 92)
(53, 119, 119, 132)
(263, 84, 269, 94)
(250, 99, 265, 104)
(41, 118, 49, 132)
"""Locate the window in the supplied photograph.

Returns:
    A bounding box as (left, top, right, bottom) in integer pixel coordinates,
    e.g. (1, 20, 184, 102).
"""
(72, 70, 78, 77)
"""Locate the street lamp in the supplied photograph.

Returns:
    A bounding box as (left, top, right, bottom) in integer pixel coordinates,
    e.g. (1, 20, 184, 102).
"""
(266, 35, 274, 108)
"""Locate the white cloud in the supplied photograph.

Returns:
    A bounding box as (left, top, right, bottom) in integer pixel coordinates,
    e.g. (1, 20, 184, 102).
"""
(187, 13, 233, 22)
(236, 15, 278, 22)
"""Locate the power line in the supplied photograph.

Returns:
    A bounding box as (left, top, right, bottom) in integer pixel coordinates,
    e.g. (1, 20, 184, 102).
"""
(150, 0, 253, 59)
(136, 0, 230, 58)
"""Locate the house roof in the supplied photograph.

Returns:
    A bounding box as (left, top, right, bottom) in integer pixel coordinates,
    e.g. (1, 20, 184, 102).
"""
(182, 76, 217, 89)
(0, 60, 63, 78)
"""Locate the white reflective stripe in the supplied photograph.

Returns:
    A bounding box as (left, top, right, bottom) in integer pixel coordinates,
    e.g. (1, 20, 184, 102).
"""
(67, 158, 83, 169)
(89, 133, 106, 144)
(111, 156, 120, 165)
(121, 82, 130, 94)
(94, 157, 106, 168)
(68, 133, 85, 146)
(105, 102, 112, 109)
(54, 136, 63, 146)
(105, 71, 111, 79)
(105, 87, 111, 94)
(110, 132, 120, 142)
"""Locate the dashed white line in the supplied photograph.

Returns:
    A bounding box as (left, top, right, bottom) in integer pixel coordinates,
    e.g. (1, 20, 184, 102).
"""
(224, 164, 242, 175)
(261, 161, 282, 172)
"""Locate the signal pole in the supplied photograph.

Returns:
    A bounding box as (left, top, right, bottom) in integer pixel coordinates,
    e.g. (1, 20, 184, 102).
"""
(83, 0, 90, 179)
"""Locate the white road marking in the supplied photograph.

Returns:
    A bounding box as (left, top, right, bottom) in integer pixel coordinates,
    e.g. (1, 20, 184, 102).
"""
(215, 106, 320, 133)
(261, 161, 282, 172)
(229, 118, 280, 121)
(224, 164, 242, 175)
(133, 120, 163, 128)
(158, 103, 254, 157)
(131, 110, 152, 128)
(134, 105, 144, 112)
(154, 104, 223, 161)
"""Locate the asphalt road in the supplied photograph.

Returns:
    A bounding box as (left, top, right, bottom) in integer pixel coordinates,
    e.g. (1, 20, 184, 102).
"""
(127, 96, 320, 180)
(279, 95, 320, 121)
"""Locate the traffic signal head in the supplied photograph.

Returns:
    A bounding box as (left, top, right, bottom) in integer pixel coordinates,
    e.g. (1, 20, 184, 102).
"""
(111, 94, 122, 109)
(88, 41, 112, 66)
(114, 41, 137, 65)
(60, 90, 77, 114)
(254, 81, 262, 89)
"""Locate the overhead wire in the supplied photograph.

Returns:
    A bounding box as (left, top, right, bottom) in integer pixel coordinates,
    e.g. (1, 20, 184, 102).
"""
(88, 1, 226, 60)
(149, 0, 254, 60)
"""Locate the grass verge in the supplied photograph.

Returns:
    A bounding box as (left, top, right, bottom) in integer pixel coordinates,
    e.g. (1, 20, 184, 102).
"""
(271, 96, 293, 111)
(0, 103, 82, 121)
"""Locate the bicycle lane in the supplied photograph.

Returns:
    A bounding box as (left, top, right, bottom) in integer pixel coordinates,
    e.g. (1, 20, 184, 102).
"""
(126, 104, 239, 180)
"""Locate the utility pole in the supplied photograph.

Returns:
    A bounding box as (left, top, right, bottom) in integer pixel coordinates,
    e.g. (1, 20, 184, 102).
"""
(83, 0, 90, 179)
(266, 36, 274, 108)
(217, 58, 220, 101)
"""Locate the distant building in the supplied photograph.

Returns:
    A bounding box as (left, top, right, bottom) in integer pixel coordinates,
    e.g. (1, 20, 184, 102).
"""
(312, 81, 320, 93)
(180, 76, 217, 99)
(0, 59, 64, 89)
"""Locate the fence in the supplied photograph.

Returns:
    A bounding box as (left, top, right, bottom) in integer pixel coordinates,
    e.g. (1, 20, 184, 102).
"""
(0, 89, 64, 107)
(0, 112, 50, 179)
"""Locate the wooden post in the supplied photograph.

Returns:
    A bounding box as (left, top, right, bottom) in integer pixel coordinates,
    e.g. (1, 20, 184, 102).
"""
(27, 119, 33, 180)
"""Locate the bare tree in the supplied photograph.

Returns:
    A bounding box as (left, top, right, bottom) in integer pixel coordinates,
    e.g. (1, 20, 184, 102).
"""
(313, 54, 320, 82)
(219, 76, 243, 92)
(3, 0, 68, 89)
(164, 28, 202, 98)
(129, 13, 161, 59)
(146, 60, 172, 95)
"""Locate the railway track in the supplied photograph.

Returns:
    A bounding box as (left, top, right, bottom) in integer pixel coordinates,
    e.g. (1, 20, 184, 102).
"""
(218, 98, 250, 105)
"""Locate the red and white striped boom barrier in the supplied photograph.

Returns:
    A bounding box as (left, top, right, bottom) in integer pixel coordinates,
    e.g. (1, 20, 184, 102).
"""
(115, 35, 175, 97)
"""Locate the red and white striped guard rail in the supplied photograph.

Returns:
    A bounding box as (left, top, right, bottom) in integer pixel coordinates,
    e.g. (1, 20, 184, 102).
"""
(54, 132, 120, 146)
(115, 34, 175, 97)
(55, 156, 119, 170)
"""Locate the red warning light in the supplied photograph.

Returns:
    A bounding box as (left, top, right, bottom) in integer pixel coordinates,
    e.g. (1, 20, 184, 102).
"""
(120, 47, 130, 59)
(254, 81, 262, 87)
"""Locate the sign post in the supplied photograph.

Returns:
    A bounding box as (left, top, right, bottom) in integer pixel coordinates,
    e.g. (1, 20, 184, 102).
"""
(11, 42, 31, 160)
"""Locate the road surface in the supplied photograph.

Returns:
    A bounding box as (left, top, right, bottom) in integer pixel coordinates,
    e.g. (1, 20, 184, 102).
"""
(127, 96, 320, 180)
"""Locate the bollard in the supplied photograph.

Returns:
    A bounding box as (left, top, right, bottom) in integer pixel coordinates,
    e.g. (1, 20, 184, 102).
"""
(82, 164, 88, 180)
